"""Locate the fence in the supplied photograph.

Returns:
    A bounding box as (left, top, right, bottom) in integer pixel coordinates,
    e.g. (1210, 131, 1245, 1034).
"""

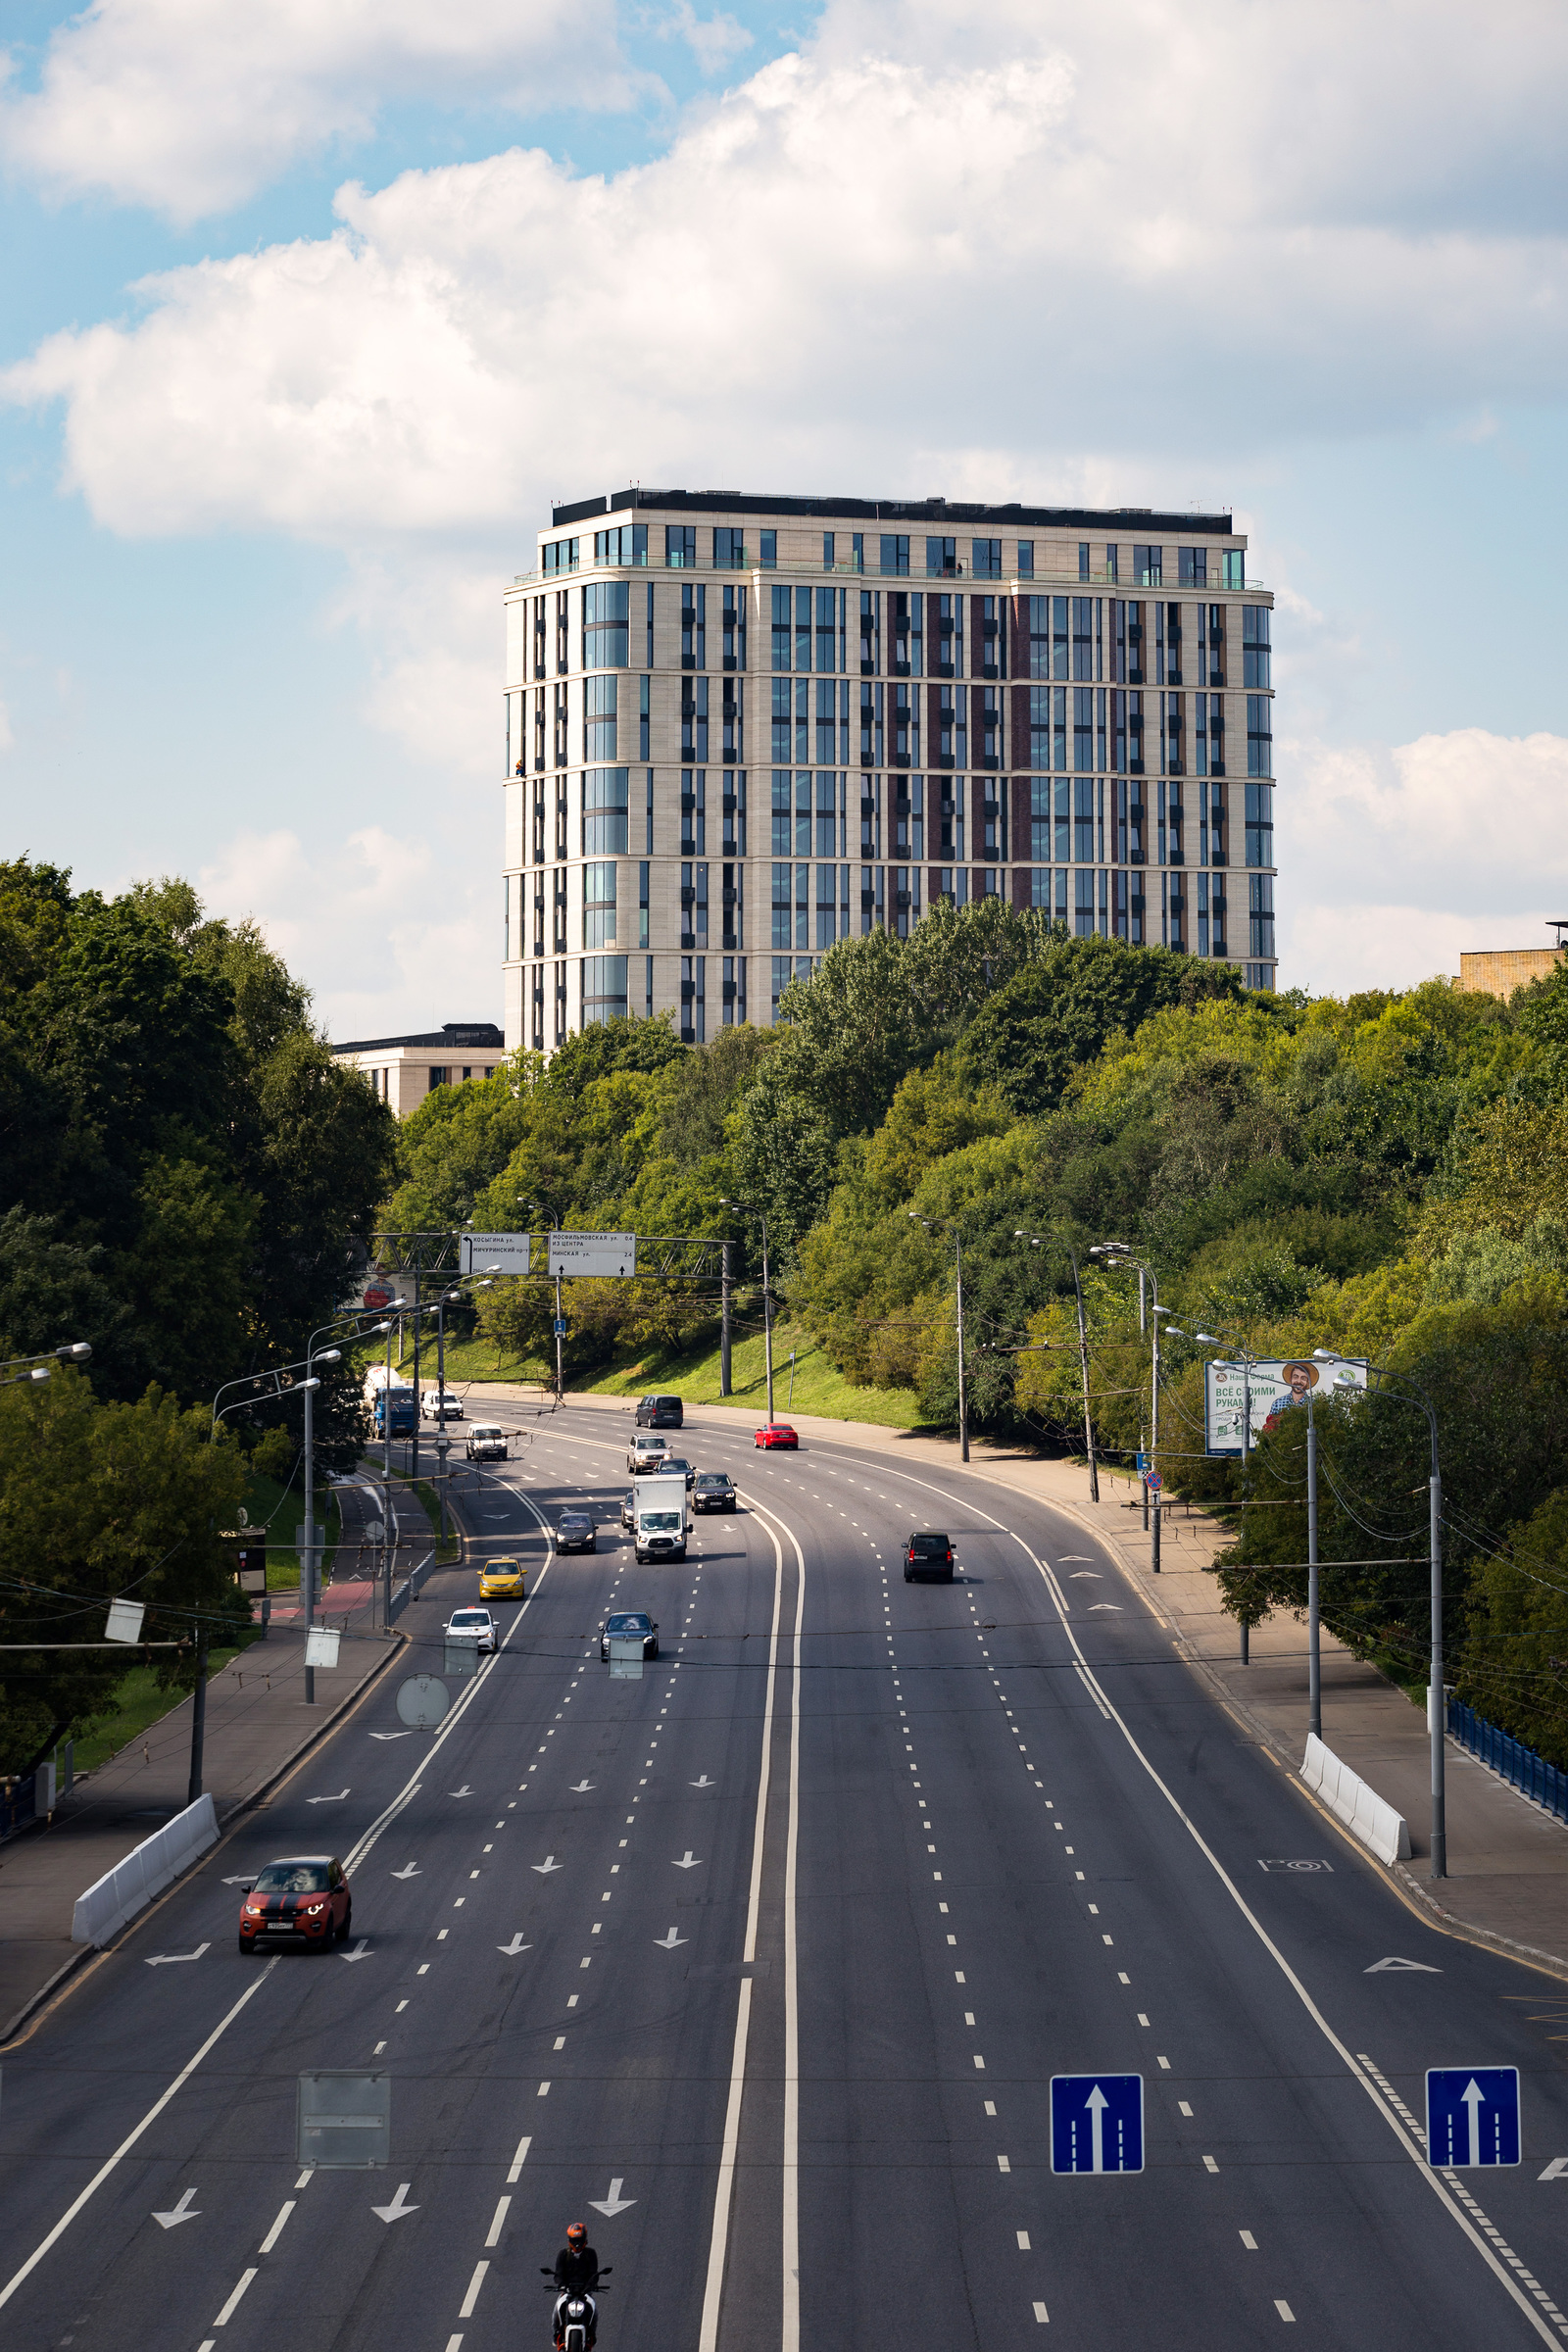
(72, 1793, 219, 1945)
(1447, 1696, 1568, 1826)
(388, 1548, 438, 1626)
(0, 1771, 37, 1843)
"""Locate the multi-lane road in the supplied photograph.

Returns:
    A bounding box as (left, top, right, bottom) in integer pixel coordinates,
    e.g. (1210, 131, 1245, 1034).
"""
(3, 1402, 1567, 2351)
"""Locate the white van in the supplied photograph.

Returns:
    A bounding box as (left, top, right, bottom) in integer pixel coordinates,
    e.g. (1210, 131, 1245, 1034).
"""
(634, 1473, 689, 1563)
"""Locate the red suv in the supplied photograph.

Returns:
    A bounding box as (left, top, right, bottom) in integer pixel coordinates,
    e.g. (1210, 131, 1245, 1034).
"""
(238, 1855, 352, 1952)
(905, 1532, 955, 1583)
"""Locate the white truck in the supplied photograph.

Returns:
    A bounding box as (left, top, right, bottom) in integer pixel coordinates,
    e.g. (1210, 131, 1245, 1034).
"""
(633, 1472, 689, 1564)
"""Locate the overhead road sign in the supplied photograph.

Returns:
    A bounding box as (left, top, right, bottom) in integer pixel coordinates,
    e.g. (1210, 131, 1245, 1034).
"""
(1427, 2068, 1520, 2168)
(550, 1230, 636, 1278)
(1051, 2074, 1144, 2174)
(462, 1231, 529, 1276)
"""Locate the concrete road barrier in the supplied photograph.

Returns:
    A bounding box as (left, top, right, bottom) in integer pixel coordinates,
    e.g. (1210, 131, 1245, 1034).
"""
(1300, 1733, 1411, 1865)
(70, 1793, 219, 1945)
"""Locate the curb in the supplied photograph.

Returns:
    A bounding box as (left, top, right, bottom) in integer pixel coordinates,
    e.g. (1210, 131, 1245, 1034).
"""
(0, 1630, 407, 2051)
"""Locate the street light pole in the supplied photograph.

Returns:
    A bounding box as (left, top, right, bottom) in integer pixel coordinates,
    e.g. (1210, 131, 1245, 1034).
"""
(1015, 1235, 1098, 1501)
(1362, 1359, 1446, 1880)
(719, 1200, 774, 1422)
(912, 1213, 967, 1461)
(1306, 1387, 1321, 1740)
(1091, 1244, 1161, 1572)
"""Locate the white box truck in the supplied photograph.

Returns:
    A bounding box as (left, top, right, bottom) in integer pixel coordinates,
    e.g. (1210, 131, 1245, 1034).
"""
(634, 1472, 689, 1564)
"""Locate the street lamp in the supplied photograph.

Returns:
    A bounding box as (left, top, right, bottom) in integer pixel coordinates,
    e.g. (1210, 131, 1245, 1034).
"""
(1014, 1233, 1098, 1501)
(720, 1199, 775, 1424)
(910, 1212, 968, 1462)
(1359, 1357, 1447, 1881)
(1090, 1243, 1161, 1570)
(519, 1197, 565, 1403)
(1, 1341, 92, 1390)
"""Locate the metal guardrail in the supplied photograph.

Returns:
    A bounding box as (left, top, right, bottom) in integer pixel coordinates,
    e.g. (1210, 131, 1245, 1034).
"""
(389, 1548, 438, 1625)
(1447, 1696, 1568, 1825)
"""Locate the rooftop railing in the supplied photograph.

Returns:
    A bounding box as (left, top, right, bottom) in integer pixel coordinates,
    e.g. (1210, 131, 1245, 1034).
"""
(511, 555, 1257, 593)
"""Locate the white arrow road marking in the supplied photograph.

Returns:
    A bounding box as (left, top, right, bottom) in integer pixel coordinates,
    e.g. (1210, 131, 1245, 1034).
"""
(588, 2179, 636, 2217)
(1087, 1604, 1122, 1612)
(654, 1929, 687, 1949)
(1059, 1556, 1093, 1562)
(568, 1779, 596, 1792)
(1538, 2158, 1568, 2180)
(1365, 1957, 1443, 1973)
(672, 1850, 703, 1870)
(532, 1855, 564, 1875)
(220, 1877, 250, 1886)
(389, 1862, 420, 1881)
(369, 1732, 414, 1741)
(145, 1945, 210, 1967)
(152, 2188, 200, 2230)
(1086, 2084, 1108, 2172)
(306, 1789, 350, 1804)
(1067, 1572, 1102, 1580)
(1461, 2078, 1486, 2168)
(370, 2183, 418, 2225)
(497, 1936, 533, 1957)
(450, 1786, 474, 1797)
(690, 1776, 715, 1788)
(338, 1939, 372, 1963)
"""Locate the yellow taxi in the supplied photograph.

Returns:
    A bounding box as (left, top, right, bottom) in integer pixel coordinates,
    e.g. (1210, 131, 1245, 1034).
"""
(478, 1557, 527, 1600)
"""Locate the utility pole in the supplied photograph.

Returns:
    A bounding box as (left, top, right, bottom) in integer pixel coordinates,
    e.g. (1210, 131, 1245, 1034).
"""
(1090, 1243, 1160, 1573)
(720, 1238, 732, 1397)
(1307, 1389, 1321, 1740)
(954, 1232, 969, 1464)
(303, 1358, 318, 1704)
(1069, 1250, 1098, 1502)
(554, 1265, 564, 1404)
(719, 1199, 774, 1421)
(410, 1261, 422, 1487)
(187, 1627, 209, 1804)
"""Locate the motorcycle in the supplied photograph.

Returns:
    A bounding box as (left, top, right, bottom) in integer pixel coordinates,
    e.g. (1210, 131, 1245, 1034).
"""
(541, 2267, 612, 2352)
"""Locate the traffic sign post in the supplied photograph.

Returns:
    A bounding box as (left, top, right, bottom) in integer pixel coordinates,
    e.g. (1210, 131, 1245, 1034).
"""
(297, 2071, 390, 2169)
(548, 1230, 637, 1279)
(460, 1231, 530, 1276)
(1426, 2068, 1520, 2168)
(395, 1674, 450, 1728)
(1144, 1468, 1162, 1492)
(1051, 2074, 1144, 2174)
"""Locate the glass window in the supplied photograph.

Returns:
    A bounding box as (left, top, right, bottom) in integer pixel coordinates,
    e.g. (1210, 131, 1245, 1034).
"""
(795, 771, 811, 856)
(823, 531, 835, 569)
(852, 532, 864, 573)
(1072, 599, 1094, 680)
(1017, 540, 1035, 579)
(1247, 696, 1272, 777)
(880, 534, 909, 576)
(665, 525, 696, 568)
(581, 580, 630, 667)
(1224, 549, 1246, 590)
(1073, 689, 1094, 775)
(1134, 542, 1162, 587)
(815, 587, 838, 675)
(972, 538, 1002, 578)
(593, 522, 646, 567)
(1249, 873, 1275, 958)
(1029, 780, 1051, 859)
(1078, 542, 1091, 581)
(581, 767, 629, 855)
(1245, 782, 1273, 865)
(760, 529, 777, 568)
(1243, 607, 1271, 688)
(583, 861, 616, 949)
(796, 861, 809, 951)
(581, 955, 628, 1022)
(1179, 547, 1208, 586)
(583, 672, 617, 761)
(1105, 544, 1119, 584)
(542, 537, 579, 575)
(713, 526, 746, 567)
(1073, 776, 1095, 861)
(771, 585, 791, 673)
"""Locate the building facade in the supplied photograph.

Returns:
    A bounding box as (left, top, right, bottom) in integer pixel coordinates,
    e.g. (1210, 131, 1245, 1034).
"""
(331, 1021, 506, 1118)
(500, 493, 1275, 1050)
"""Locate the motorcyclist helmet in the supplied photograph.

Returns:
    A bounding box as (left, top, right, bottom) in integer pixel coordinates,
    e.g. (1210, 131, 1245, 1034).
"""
(566, 2223, 586, 2248)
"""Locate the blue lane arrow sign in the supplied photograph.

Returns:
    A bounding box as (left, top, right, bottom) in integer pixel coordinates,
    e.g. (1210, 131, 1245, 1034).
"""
(1426, 2068, 1520, 2168)
(1051, 2074, 1144, 2174)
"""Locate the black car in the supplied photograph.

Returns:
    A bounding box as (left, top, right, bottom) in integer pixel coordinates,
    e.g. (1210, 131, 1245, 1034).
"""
(557, 1509, 597, 1553)
(660, 1456, 697, 1490)
(619, 1488, 637, 1532)
(600, 1609, 659, 1660)
(693, 1471, 736, 1513)
(636, 1393, 684, 1430)
(905, 1531, 955, 1583)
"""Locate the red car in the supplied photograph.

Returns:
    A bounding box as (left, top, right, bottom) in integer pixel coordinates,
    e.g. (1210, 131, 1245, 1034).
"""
(755, 1422, 799, 1449)
(238, 1854, 353, 1953)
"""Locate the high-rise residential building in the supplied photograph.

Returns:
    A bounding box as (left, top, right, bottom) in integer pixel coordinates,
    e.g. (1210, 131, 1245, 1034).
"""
(500, 493, 1274, 1050)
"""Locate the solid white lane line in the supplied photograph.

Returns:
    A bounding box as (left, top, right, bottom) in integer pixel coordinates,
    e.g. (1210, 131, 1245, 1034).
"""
(0, 1961, 279, 2311)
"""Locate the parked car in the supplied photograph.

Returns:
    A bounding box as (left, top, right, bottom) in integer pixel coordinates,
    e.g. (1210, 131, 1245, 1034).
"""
(628, 1432, 670, 1475)
(237, 1855, 352, 1953)
(466, 1423, 508, 1461)
(422, 1390, 465, 1420)
(557, 1508, 597, 1553)
(444, 1605, 497, 1651)
(755, 1422, 799, 1449)
(693, 1471, 736, 1513)
(619, 1489, 638, 1532)
(478, 1558, 526, 1600)
(635, 1394, 684, 1430)
(600, 1609, 659, 1661)
(905, 1531, 955, 1584)
(659, 1455, 697, 1490)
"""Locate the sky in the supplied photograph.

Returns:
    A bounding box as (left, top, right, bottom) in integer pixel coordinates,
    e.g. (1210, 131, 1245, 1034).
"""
(2, 0, 1567, 1036)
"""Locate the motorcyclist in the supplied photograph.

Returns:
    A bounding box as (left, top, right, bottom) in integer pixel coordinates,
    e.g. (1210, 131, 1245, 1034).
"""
(551, 2224, 601, 2345)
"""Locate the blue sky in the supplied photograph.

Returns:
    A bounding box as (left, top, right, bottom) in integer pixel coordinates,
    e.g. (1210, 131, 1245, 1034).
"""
(3, 0, 1566, 1031)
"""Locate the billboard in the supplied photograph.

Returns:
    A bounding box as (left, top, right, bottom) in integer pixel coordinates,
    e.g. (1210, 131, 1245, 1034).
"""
(461, 1231, 530, 1275)
(548, 1230, 637, 1278)
(1203, 1354, 1369, 1456)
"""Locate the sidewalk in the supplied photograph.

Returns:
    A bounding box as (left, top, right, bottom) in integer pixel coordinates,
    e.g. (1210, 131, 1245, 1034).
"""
(469, 1384, 1568, 1981)
(0, 1475, 417, 2041)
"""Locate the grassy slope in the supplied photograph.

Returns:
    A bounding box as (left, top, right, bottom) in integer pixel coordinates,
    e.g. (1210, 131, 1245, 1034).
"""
(74, 1649, 243, 1776)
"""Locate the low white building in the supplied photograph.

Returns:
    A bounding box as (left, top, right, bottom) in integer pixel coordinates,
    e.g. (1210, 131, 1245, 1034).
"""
(331, 1022, 506, 1119)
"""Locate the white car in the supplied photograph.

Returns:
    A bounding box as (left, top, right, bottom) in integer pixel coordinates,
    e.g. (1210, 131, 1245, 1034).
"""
(466, 1423, 507, 1461)
(444, 1606, 497, 1652)
(422, 1390, 465, 1420)
(627, 1432, 670, 1475)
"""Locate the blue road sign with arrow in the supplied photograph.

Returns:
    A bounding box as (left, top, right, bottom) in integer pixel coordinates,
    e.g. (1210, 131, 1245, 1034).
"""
(1051, 2074, 1144, 2174)
(1426, 2068, 1520, 2168)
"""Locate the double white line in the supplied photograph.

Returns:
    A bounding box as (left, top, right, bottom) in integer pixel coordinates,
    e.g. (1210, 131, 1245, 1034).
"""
(698, 1491, 805, 2352)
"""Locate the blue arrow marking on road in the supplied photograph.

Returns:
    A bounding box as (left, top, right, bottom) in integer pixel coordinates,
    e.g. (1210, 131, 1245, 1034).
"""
(1051, 2074, 1144, 2174)
(1426, 2068, 1521, 2168)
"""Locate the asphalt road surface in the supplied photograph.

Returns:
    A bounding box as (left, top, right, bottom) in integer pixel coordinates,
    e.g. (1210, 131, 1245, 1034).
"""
(3, 1402, 1567, 2352)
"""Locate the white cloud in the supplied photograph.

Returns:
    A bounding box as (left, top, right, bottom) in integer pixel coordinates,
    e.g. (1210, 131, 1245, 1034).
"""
(194, 823, 494, 1038)
(1280, 727, 1568, 995)
(0, 697, 13, 754)
(656, 4, 753, 76)
(7, 4, 1568, 544)
(0, 0, 633, 221)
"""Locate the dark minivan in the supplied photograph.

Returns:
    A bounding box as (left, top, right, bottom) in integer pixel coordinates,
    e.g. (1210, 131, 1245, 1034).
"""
(905, 1532, 956, 1583)
(636, 1394, 684, 1430)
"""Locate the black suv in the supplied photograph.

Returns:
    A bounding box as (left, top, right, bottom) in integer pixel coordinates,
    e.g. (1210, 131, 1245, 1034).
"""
(636, 1394, 684, 1430)
(905, 1532, 955, 1583)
